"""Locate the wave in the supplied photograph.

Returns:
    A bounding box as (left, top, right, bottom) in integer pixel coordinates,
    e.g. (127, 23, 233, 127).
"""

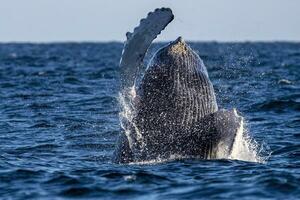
(254, 99, 300, 112)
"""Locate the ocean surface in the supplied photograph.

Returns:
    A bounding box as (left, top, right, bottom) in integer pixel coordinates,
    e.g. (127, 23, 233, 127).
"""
(0, 42, 299, 199)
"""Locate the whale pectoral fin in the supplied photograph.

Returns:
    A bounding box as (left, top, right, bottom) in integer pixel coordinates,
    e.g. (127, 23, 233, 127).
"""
(120, 8, 174, 90)
(213, 109, 243, 158)
(113, 131, 134, 163)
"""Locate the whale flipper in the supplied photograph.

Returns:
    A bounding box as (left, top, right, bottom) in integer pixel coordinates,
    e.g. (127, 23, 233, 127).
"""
(120, 8, 174, 91)
(213, 109, 243, 158)
(188, 109, 243, 159)
(115, 8, 174, 164)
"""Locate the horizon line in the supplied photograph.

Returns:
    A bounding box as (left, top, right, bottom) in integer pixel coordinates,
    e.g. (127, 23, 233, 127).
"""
(1, 39, 300, 44)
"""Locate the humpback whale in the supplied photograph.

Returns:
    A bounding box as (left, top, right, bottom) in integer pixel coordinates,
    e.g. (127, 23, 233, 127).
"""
(114, 8, 243, 163)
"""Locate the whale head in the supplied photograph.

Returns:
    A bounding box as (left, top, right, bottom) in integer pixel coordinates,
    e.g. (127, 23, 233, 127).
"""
(137, 37, 217, 120)
(147, 37, 209, 78)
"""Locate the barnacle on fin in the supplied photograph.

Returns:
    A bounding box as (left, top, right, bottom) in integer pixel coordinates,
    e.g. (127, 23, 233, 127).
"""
(126, 32, 133, 40)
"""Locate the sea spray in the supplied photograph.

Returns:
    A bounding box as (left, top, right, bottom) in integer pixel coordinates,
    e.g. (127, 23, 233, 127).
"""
(119, 86, 145, 153)
(228, 115, 265, 163)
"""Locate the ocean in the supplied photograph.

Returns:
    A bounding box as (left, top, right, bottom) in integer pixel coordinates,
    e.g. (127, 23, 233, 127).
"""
(0, 42, 299, 199)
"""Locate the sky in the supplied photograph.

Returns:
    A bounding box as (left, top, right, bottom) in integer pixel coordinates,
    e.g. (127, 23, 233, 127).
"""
(0, 0, 299, 42)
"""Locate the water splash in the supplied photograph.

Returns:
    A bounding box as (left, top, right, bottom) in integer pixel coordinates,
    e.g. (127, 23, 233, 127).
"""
(119, 86, 146, 153)
(228, 116, 266, 163)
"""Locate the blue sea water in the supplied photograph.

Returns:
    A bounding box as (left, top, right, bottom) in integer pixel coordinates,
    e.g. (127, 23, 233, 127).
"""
(0, 42, 299, 199)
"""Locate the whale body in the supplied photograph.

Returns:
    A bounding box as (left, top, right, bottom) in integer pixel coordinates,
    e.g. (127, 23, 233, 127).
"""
(114, 8, 242, 163)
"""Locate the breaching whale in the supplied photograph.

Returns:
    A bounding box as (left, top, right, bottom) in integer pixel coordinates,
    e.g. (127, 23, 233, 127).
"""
(113, 8, 243, 163)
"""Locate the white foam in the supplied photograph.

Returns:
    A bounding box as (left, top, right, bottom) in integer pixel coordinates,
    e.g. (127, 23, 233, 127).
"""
(229, 117, 266, 163)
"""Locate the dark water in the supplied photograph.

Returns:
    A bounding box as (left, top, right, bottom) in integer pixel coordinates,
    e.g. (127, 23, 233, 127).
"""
(0, 42, 299, 199)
